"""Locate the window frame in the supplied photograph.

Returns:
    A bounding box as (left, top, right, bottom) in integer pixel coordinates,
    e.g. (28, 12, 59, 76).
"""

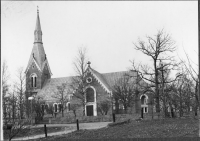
(30, 73, 37, 88)
(86, 87, 95, 103)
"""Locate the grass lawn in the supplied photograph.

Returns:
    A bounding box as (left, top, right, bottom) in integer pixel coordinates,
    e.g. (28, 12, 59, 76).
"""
(29, 118, 199, 141)
(4, 126, 65, 139)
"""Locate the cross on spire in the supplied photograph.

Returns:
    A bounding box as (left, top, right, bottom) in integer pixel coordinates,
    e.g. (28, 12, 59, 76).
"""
(87, 61, 91, 68)
(37, 6, 39, 13)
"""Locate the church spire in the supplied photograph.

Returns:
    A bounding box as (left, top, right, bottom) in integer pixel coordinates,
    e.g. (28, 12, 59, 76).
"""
(25, 7, 52, 77)
(34, 6, 42, 44)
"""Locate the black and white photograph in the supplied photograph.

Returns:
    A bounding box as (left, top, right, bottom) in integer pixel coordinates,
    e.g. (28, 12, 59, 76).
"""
(1, 1, 199, 141)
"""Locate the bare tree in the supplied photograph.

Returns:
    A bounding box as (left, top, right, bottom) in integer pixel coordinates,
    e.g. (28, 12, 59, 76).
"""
(158, 61, 178, 117)
(46, 104, 54, 116)
(31, 95, 46, 122)
(70, 98, 82, 118)
(52, 82, 69, 117)
(113, 74, 136, 113)
(4, 92, 17, 123)
(14, 67, 26, 119)
(6, 119, 31, 141)
(132, 29, 180, 114)
(2, 60, 10, 121)
(70, 47, 88, 116)
(179, 49, 199, 115)
(3, 91, 30, 141)
(97, 95, 111, 115)
(11, 92, 17, 122)
(169, 71, 194, 117)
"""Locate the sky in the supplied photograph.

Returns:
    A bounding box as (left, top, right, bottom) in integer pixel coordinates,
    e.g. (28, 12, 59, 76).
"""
(1, 1, 198, 84)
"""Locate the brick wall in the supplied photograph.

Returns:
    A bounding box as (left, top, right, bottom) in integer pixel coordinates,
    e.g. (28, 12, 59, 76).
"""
(26, 61, 42, 90)
(71, 72, 112, 116)
(70, 71, 154, 118)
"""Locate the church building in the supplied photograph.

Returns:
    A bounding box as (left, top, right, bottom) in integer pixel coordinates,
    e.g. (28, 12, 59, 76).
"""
(25, 10, 153, 118)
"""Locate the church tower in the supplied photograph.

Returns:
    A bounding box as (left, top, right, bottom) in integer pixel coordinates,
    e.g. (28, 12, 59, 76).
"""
(25, 8, 52, 98)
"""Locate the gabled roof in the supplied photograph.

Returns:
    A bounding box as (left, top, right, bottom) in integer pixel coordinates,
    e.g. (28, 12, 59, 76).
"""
(102, 71, 132, 88)
(37, 77, 72, 102)
(25, 57, 42, 73)
(37, 67, 147, 102)
(86, 67, 142, 94)
(25, 45, 52, 75)
(89, 68, 112, 93)
(103, 71, 148, 91)
(41, 58, 53, 75)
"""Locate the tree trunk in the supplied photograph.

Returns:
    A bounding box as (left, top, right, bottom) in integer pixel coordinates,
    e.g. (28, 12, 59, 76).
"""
(135, 90, 140, 113)
(124, 105, 127, 114)
(150, 100, 154, 119)
(61, 103, 64, 117)
(20, 102, 23, 119)
(154, 59, 160, 114)
(105, 111, 108, 115)
(3, 101, 7, 120)
(163, 99, 167, 118)
(171, 107, 174, 118)
(179, 89, 183, 117)
(9, 129, 12, 141)
(195, 81, 199, 116)
(99, 107, 104, 115)
(12, 95, 15, 122)
(9, 112, 11, 121)
(82, 103, 85, 116)
(195, 107, 198, 116)
(62, 107, 64, 117)
(115, 99, 119, 114)
(73, 110, 76, 118)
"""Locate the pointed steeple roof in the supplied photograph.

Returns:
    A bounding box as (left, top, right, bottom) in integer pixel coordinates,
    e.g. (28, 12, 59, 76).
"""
(34, 6, 43, 44)
(25, 8, 52, 75)
(35, 7, 42, 31)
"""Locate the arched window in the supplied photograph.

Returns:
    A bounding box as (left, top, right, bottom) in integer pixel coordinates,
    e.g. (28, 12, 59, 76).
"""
(86, 88, 94, 102)
(140, 94, 148, 113)
(31, 74, 37, 88)
(141, 95, 147, 105)
(66, 102, 70, 112)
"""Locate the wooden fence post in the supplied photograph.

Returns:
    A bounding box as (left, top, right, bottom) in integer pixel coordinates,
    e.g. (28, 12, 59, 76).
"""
(76, 119, 79, 130)
(44, 124, 47, 138)
(113, 113, 115, 122)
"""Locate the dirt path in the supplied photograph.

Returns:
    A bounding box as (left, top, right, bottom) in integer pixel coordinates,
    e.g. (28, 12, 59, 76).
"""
(11, 122, 111, 141)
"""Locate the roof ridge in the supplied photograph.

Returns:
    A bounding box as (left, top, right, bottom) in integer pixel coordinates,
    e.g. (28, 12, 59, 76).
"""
(51, 76, 74, 79)
(88, 68, 112, 93)
(102, 70, 129, 75)
(50, 70, 132, 80)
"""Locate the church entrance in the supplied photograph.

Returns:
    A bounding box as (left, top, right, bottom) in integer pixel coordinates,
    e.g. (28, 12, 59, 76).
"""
(86, 105, 93, 116)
